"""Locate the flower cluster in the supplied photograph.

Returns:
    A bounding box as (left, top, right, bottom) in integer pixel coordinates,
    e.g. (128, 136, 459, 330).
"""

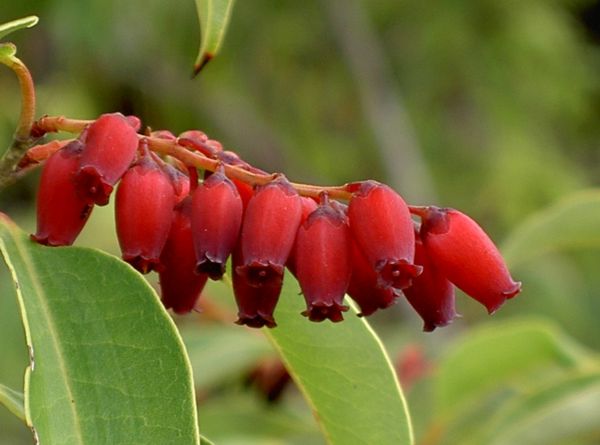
(31, 112, 521, 330)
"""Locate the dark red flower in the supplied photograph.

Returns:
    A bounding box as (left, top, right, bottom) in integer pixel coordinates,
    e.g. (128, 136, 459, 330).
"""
(419, 206, 521, 313)
(32, 140, 93, 246)
(115, 153, 176, 273)
(347, 239, 401, 316)
(232, 246, 281, 328)
(348, 181, 421, 290)
(191, 168, 243, 280)
(159, 197, 208, 314)
(403, 230, 457, 331)
(295, 200, 351, 322)
(75, 113, 139, 206)
(236, 176, 302, 287)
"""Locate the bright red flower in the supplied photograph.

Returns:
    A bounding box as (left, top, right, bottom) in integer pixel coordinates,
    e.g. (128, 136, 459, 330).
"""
(32, 140, 93, 246)
(159, 197, 208, 314)
(403, 230, 457, 331)
(419, 206, 521, 313)
(236, 177, 302, 287)
(191, 168, 243, 280)
(348, 181, 421, 290)
(347, 239, 401, 316)
(295, 201, 351, 322)
(115, 153, 176, 273)
(286, 197, 318, 276)
(75, 113, 139, 206)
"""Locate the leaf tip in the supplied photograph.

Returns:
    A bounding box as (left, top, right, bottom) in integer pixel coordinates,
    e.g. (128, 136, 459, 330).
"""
(192, 53, 214, 77)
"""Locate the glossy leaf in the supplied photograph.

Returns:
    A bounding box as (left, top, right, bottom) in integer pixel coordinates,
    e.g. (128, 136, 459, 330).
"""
(502, 190, 600, 267)
(265, 276, 414, 445)
(434, 318, 592, 419)
(0, 16, 38, 40)
(193, 0, 236, 74)
(0, 214, 200, 445)
(0, 383, 24, 422)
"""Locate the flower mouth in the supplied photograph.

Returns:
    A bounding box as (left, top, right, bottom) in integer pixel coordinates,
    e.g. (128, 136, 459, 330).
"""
(236, 262, 284, 287)
(376, 260, 423, 290)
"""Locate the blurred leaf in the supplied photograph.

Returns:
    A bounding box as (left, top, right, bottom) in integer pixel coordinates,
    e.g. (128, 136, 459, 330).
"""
(476, 372, 600, 445)
(0, 383, 24, 422)
(199, 392, 321, 444)
(0, 16, 38, 41)
(0, 43, 16, 59)
(182, 323, 272, 390)
(502, 190, 600, 267)
(200, 435, 216, 445)
(0, 214, 200, 445)
(193, 0, 236, 74)
(435, 318, 593, 418)
(265, 277, 414, 445)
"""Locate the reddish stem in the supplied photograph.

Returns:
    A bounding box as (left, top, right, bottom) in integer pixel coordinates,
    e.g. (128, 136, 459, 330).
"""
(31, 115, 355, 200)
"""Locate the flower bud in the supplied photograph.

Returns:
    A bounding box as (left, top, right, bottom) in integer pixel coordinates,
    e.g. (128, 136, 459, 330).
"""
(32, 141, 93, 246)
(232, 247, 281, 328)
(115, 153, 176, 273)
(348, 181, 421, 290)
(403, 230, 457, 331)
(236, 177, 302, 287)
(295, 201, 351, 322)
(159, 197, 208, 313)
(75, 113, 139, 206)
(191, 168, 243, 280)
(420, 206, 521, 313)
(347, 240, 401, 316)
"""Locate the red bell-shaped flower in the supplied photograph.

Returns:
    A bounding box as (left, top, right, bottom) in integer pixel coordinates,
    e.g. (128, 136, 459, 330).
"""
(163, 164, 190, 204)
(115, 151, 176, 273)
(295, 199, 351, 322)
(403, 230, 457, 331)
(75, 113, 139, 206)
(32, 140, 93, 246)
(347, 239, 401, 316)
(348, 181, 421, 290)
(237, 176, 302, 287)
(159, 197, 209, 314)
(419, 206, 521, 313)
(286, 197, 318, 276)
(232, 246, 282, 328)
(191, 168, 243, 280)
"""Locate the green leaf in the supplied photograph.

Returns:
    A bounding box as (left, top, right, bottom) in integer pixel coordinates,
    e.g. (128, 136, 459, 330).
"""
(200, 435, 216, 445)
(0, 16, 38, 41)
(478, 372, 600, 445)
(502, 189, 600, 267)
(182, 324, 272, 390)
(264, 277, 414, 445)
(435, 318, 593, 419)
(199, 392, 321, 443)
(0, 214, 200, 445)
(193, 0, 236, 74)
(0, 383, 25, 422)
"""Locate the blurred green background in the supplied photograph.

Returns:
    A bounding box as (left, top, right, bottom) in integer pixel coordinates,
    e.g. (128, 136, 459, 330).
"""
(2, 1, 600, 444)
